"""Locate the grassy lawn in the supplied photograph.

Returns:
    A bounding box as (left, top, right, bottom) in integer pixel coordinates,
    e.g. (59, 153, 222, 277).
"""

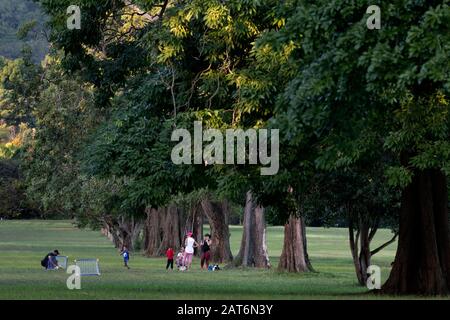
(0, 219, 435, 300)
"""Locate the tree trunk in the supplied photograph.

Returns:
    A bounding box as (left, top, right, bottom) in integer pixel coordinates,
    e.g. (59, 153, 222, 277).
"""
(143, 207, 162, 256)
(143, 206, 186, 256)
(8, 125, 17, 140)
(185, 202, 203, 256)
(300, 212, 314, 272)
(102, 216, 122, 248)
(349, 213, 398, 287)
(101, 221, 120, 248)
(117, 215, 144, 251)
(157, 205, 185, 254)
(233, 191, 270, 268)
(382, 168, 450, 295)
(200, 198, 233, 264)
(101, 215, 143, 251)
(278, 215, 312, 272)
(349, 219, 372, 286)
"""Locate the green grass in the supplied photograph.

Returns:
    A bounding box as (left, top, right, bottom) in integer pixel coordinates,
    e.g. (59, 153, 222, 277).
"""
(0, 219, 437, 300)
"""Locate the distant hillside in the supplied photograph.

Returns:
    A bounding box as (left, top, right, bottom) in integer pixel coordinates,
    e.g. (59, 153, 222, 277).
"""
(0, 0, 49, 62)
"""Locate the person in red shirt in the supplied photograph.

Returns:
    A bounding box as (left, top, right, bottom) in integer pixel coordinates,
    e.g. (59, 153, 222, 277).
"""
(166, 247, 174, 270)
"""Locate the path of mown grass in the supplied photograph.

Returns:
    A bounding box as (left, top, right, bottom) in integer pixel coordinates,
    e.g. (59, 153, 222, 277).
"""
(0, 220, 438, 299)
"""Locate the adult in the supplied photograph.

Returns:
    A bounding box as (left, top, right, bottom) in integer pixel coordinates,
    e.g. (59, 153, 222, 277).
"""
(200, 234, 212, 270)
(41, 249, 60, 269)
(184, 232, 198, 270)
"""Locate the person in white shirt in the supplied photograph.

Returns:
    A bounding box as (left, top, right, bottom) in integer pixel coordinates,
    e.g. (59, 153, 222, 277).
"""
(184, 231, 198, 270)
(176, 246, 185, 269)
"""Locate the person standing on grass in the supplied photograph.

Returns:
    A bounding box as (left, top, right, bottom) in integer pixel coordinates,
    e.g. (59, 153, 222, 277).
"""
(184, 231, 198, 270)
(120, 246, 130, 269)
(200, 234, 212, 270)
(166, 247, 174, 270)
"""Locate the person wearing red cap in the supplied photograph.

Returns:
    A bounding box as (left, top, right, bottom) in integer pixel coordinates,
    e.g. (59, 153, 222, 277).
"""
(184, 231, 198, 270)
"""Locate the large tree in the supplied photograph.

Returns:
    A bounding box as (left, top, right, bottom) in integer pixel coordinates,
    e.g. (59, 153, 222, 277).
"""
(34, 0, 450, 293)
(38, 0, 283, 260)
(0, 52, 42, 126)
(271, 0, 450, 294)
(20, 58, 101, 218)
(232, 191, 270, 268)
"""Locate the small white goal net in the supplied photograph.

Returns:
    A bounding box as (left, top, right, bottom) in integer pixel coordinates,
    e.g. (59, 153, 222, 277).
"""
(55, 256, 68, 269)
(75, 259, 101, 276)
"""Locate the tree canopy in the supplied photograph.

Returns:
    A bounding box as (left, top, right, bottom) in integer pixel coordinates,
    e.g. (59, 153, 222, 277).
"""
(0, 0, 448, 295)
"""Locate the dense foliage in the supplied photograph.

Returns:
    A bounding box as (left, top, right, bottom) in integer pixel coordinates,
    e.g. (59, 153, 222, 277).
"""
(0, 0, 48, 62)
(0, 0, 448, 293)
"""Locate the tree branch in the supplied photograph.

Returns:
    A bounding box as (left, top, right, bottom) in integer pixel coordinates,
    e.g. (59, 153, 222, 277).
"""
(370, 232, 398, 256)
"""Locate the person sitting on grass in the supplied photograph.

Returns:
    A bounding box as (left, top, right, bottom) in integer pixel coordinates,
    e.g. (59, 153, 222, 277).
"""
(166, 247, 174, 270)
(120, 246, 130, 269)
(41, 249, 60, 270)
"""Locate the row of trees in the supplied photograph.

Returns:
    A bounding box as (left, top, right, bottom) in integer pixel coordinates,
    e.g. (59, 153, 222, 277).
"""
(1, 0, 449, 295)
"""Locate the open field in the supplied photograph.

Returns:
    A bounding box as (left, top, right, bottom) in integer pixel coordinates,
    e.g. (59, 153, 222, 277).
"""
(0, 220, 439, 300)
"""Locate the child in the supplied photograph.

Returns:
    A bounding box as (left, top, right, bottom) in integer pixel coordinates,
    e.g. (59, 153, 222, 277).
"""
(166, 247, 174, 270)
(176, 246, 185, 270)
(120, 246, 130, 269)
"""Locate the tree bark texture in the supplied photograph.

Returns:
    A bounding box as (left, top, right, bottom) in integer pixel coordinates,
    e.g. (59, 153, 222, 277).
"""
(233, 191, 270, 268)
(278, 215, 312, 272)
(200, 198, 233, 263)
(382, 168, 450, 295)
